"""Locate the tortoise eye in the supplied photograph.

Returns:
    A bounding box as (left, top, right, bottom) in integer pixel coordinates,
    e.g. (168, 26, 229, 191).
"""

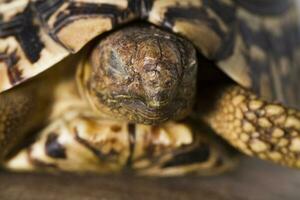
(109, 50, 127, 75)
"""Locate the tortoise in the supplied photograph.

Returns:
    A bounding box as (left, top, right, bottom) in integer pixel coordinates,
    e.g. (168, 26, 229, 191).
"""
(1, 0, 300, 175)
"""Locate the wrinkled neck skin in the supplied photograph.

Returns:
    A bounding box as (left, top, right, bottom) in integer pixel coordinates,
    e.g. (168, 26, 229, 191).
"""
(78, 25, 197, 124)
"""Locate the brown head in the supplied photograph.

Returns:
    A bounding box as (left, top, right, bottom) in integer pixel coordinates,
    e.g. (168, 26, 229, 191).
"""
(79, 26, 197, 124)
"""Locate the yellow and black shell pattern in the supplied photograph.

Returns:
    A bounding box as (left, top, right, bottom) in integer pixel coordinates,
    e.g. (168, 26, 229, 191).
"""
(1, 0, 300, 109)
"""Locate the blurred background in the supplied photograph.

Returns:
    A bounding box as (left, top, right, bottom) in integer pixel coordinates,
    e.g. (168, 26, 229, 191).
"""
(1, 157, 300, 200)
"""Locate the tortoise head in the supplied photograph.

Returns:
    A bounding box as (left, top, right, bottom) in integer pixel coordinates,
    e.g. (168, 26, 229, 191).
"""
(80, 26, 197, 124)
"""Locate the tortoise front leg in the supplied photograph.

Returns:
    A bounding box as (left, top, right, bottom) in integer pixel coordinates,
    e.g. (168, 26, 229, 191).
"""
(5, 109, 236, 176)
(0, 56, 79, 161)
(0, 83, 51, 160)
(197, 84, 300, 168)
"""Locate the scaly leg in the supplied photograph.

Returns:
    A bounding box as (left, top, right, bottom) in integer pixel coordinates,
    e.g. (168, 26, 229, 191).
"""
(0, 82, 51, 159)
(197, 84, 300, 168)
(0, 56, 78, 161)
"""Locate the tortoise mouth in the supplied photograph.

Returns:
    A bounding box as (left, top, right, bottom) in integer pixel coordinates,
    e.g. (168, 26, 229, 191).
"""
(106, 95, 183, 124)
(121, 98, 176, 121)
(94, 92, 188, 124)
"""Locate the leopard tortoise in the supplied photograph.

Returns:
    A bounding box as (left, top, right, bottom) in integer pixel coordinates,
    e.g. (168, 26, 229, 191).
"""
(1, 0, 300, 175)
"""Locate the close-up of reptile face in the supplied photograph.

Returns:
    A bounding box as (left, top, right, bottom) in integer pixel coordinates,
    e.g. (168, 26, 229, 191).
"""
(1, 0, 300, 199)
(84, 26, 197, 124)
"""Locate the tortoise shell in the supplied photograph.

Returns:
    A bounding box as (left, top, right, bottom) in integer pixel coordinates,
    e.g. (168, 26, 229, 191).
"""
(0, 0, 300, 109)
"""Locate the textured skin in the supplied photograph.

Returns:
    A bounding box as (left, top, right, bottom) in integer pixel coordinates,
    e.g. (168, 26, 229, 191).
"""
(0, 55, 78, 161)
(0, 0, 300, 109)
(0, 0, 300, 171)
(196, 84, 300, 168)
(0, 78, 52, 160)
(0, 85, 36, 159)
(5, 109, 237, 176)
(1, 59, 237, 175)
(79, 26, 197, 124)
